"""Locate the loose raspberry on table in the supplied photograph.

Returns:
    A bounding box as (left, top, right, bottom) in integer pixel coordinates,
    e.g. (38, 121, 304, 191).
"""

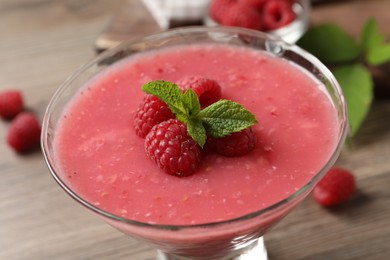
(0, 90, 24, 120)
(221, 4, 264, 30)
(134, 94, 175, 138)
(6, 112, 41, 153)
(144, 119, 202, 177)
(208, 127, 257, 157)
(177, 76, 222, 108)
(262, 0, 296, 31)
(312, 167, 356, 207)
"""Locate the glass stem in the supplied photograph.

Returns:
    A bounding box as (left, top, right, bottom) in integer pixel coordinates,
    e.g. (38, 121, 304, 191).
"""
(156, 237, 268, 260)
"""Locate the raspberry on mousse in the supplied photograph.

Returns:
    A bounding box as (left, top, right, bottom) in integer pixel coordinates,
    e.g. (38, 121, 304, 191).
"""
(134, 94, 175, 138)
(145, 119, 202, 177)
(177, 76, 222, 108)
(135, 79, 258, 177)
(208, 127, 257, 157)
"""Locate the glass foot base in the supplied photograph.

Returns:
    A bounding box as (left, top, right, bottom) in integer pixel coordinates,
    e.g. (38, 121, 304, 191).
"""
(156, 237, 268, 260)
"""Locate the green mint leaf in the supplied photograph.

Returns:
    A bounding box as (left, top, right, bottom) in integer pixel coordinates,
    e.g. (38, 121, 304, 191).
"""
(186, 119, 207, 148)
(142, 80, 187, 118)
(297, 24, 360, 64)
(175, 89, 201, 125)
(142, 80, 206, 146)
(142, 81, 258, 147)
(198, 100, 258, 138)
(333, 64, 373, 136)
(182, 88, 201, 117)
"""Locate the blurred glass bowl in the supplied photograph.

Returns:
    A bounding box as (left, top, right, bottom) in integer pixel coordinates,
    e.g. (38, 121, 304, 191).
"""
(204, 0, 311, 44)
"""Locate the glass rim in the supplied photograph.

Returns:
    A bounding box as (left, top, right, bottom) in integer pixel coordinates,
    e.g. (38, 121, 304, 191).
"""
(41, 26, 348, 231)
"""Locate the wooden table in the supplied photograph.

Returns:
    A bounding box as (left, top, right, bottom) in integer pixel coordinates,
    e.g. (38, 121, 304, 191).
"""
(1, 0, 389, 259)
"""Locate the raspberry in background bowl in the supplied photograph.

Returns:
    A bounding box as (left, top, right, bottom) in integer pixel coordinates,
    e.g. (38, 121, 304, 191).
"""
(205, 0, 311, 43)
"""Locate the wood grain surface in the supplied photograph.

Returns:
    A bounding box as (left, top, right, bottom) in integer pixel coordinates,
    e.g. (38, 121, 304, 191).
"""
(0, 0, 389, 259)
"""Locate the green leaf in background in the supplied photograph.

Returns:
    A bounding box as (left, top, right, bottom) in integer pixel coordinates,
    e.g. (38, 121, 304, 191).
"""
(360, 18, 390, 66)
(333, 64, 373, 136)
(366, 44, 390, 66)
(361, 18, 385, 52)
(366, 45, 390, 65)
(297, 24, 360, 64)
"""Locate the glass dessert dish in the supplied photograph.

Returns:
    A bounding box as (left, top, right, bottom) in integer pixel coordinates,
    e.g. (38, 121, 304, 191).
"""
(269, 0, 311, 43)
(204, 0, 311, 43)
(42, 27, 348, 260)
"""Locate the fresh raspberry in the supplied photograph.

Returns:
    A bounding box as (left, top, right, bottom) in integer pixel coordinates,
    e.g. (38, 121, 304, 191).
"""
(221, 4, 264, 30)
(208, 127, 257, 157)
(262, 0, 295, 31)
(312, 167, 356, 207)
(145, 119, 202, 177)
(134, 94, 175, 138)
(177, 76, 222, 108)
(210, 0, 239, 23)
(6, 112, 41, 153)
(0, 90, 24, 120)
(239, 0, 267, 10)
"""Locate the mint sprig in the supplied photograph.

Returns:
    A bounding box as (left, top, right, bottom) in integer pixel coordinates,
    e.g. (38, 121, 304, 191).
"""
(199, 100, 257, 138)
(142, 80, 258, 147)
